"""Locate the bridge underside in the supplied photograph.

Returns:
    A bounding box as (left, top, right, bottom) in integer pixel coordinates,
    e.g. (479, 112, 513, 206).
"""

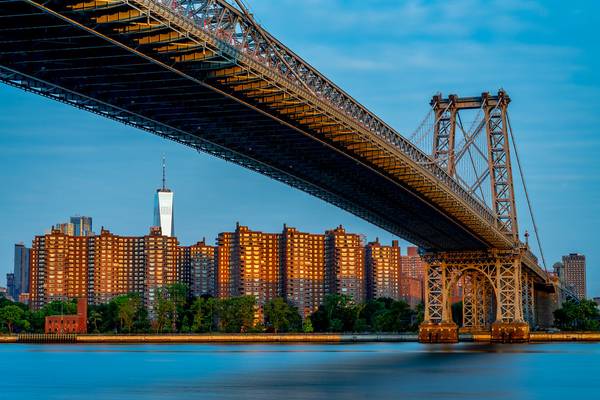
(0, 0, 492, 250)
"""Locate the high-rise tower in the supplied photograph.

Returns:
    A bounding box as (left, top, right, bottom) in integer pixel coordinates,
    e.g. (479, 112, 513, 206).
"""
(70, 216, 93, 236)
(154, 157, 174, 237)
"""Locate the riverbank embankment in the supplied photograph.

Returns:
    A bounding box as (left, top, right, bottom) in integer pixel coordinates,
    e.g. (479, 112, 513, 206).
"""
(4, 333, 418, 344)
(3, 332, 600, 344)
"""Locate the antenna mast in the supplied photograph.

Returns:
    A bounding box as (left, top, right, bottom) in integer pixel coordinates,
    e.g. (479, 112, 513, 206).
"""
(162, 157, 166, 190)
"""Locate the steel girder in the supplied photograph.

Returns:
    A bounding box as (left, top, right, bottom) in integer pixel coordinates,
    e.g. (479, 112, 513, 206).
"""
(0, 0, 535, 253)
(422, 251, 526, 326)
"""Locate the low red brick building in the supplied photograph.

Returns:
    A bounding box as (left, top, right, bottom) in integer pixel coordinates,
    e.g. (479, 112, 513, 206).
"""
(45, 298, 87, 334)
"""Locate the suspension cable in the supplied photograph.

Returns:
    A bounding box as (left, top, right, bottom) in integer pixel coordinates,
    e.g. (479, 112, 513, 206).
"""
(507, 114, 548, 272)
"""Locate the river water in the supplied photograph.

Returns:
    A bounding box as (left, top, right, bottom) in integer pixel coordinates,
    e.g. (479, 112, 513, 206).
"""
(1, 342, 598, 399)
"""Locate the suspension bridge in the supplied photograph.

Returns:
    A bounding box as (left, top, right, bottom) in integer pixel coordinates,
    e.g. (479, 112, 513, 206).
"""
(0, 0, 575, 342)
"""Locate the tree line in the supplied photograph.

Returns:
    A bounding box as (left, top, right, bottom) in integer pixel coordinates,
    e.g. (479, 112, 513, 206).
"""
(2, 287, 598, 334)
(0, 284, 421, 334)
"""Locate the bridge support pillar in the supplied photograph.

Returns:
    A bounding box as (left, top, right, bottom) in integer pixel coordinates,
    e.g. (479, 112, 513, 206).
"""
(490, 322, 530, 343)
(418, 322, 458, 343)
(419, 250, 531, 343)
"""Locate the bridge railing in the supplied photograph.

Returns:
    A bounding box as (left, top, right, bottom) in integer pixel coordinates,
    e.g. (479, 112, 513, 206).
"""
(143, 0, 504, 236)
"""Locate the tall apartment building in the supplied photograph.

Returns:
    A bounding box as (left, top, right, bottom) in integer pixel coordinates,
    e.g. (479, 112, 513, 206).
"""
(13, 243, 30, 300)
(217, 232, 236, 298)
(91, 229, 145, 305)
(400, 276, 423, 308)
(217, 224, 281, 309)
(143, 226, 178, 308)
(366, 239, 402, 300)
(401, 246, 425, 280)
(400, 247, 425, 306)
(562, 253, 586, 300)
(30, 229, 90, 309)
(282, 225, 326, 318)
(179, 239, 216, 297)
(30, 227, 178, 310)
(325, 226, 365, 302)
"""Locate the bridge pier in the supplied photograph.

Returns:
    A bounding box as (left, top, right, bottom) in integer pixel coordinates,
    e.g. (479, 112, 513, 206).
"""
(418, 322, 459, 343)
(419, 250, 532, 343)
(490, 322, 530, 343)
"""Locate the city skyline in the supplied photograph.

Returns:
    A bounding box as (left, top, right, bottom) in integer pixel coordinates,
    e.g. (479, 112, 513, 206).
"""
(26, 219, 424, 314)
(1, 0, 598, 298)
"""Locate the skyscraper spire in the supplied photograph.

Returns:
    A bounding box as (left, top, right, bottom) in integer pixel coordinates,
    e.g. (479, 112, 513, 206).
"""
(162, 156, 166, 190)
(154, 156, 174, 237)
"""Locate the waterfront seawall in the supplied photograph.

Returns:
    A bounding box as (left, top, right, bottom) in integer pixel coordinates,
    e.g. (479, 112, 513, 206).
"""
(4, 332, 600, 343)
(7, 333, 418, 344)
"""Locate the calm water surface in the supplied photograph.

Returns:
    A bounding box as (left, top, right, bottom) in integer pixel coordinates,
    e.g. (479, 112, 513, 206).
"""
(1, 342, 598, 399)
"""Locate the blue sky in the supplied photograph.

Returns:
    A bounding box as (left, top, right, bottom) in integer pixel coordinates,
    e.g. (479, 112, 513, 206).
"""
(1, 0, 599, 294)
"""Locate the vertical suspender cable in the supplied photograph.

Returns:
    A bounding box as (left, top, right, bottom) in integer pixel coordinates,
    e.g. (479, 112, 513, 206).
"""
(507, 114, 548, 272)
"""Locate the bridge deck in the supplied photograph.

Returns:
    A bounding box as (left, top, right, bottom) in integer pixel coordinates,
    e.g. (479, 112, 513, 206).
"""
(0, 0, 520, 253)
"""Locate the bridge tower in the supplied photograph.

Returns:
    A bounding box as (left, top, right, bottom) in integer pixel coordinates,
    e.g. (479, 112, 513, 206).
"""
(420, 91, 530, 343)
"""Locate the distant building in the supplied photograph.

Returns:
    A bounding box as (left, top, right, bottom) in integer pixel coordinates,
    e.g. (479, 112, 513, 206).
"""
(399, 247, 425, 307)
(562, 253, 586, 300)
(0, 287, 8, 299)
(70, 216, 93, 236)
(216, 224, 281, 312)
(144, 226, 179, 309)
(190, 241, 217, 297)
(91, 228, 144, 305)
(5, 273, 15, 300)
(366, 239, 402, 300)
(30, 229, 89, 309)
(30, 227, 178, 310)
(45, 298, 87, 334)
(52, 216, 94, 237)
(553, 262, 564, 282)
(325, 226, 365, 303)
(401, 247, 425, 280)
(154, 158, 174, 237)
(216, 232, 236, 298)
(400, 276, 423, 309)
(54, 222, 75, 236)
(13, 243, 31, 300)
(179, 239, 216, 297)
(18, 293, 30, 305)
(282, 225, 326, 318)
(593, 297, 600, 307)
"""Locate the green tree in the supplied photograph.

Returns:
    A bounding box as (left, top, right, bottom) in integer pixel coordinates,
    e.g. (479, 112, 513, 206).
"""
(115, 294, 142, 333)
(413, 303, 424, 330)
(218, 296, 256, 333)
(154, 288, 176, 333)
(167, 283, 189, 331)
(0, 305, 24, 334)
(303, 317, 314, 333)
(372, 300, 414, 332)
(554, 299, 600, 331)
(264, 298, 302, 333)
(88, 310, 102, 333)
(191, 296, 218, 333)
(40, 300, 77, 317)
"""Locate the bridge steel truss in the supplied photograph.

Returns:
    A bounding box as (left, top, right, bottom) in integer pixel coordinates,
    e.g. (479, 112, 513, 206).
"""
(419, 250, 538, 343)
(431, 92, 519, 242)
(0, 0, 521, 252)
(0, 0, 555, 342)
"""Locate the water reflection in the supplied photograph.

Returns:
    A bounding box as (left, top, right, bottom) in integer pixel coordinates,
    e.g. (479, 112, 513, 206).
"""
(1, 343, 599, 399)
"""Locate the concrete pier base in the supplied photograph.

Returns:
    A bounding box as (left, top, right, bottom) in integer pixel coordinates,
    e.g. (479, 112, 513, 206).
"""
(490, 322, 530, 343)
(419, 322, 459, 343)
